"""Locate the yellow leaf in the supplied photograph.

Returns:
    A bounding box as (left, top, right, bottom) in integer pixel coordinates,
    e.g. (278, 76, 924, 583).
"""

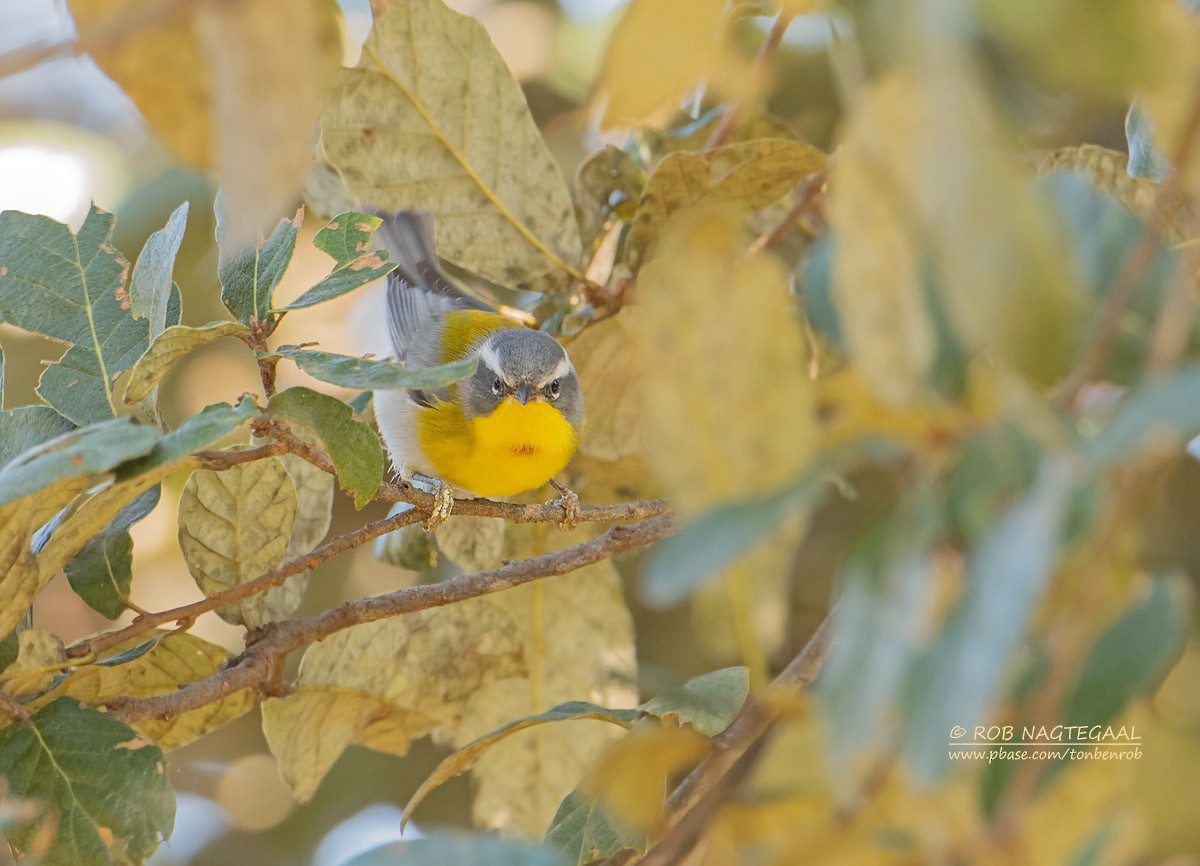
(626, 139, 825, 270)
(444, 524, 638, 837)
(177, 460, 298, 627)
(582, 725, 711, 833)
(261, 599, 527, 802)
(0, 631, 66, 698)
(434, 515, 505, 572)
(321, 0, 583, 293)
(599, 0, 749, 129)
(564, 317, 645, 462)
(124, 322, 250, 406)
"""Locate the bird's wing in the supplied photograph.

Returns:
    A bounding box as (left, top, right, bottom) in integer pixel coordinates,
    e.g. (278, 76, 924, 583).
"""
(377, 211, 493, 364)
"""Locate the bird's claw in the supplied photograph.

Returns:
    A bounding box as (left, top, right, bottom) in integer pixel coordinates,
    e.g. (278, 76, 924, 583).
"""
(422, 480, 455, 532)
(548, 482, 581, 531)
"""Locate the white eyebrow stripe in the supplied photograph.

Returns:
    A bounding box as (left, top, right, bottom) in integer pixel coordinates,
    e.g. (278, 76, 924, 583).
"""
(536, 354, 573, 387)
(477, 340, 508, 381)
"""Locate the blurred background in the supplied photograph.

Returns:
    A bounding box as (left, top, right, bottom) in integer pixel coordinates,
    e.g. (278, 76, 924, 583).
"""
(0, 0, 1147, 862)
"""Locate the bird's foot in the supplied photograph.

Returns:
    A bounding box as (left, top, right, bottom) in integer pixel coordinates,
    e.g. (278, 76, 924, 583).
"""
(548, 480, 581, 531)
(413, 473, 455, 531)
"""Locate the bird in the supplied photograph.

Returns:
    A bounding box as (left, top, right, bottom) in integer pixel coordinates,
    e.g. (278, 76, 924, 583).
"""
(370, 210, 584, 531)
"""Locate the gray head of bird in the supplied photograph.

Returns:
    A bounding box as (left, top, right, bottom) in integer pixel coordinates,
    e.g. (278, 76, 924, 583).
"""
(460, 328, 584, 428)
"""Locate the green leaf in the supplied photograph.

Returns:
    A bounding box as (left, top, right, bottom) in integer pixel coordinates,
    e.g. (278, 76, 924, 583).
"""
(276, 211, 396, 311)
(124, 321, 251, 405)
(321, 0, 583, 293)
(271, 345, 478, 390)
(0, 697, 175, 866)
(1087, 365, 1200, 465)
(268, 386, 383, 508)
(177, 458, 298, 626)
(130, 202, 188, 342)
(544, 788, 647, 866)
(640, 667, 749, 737)
(403, 701, 640, 828)
(0, 206, 151, 425)
(0, 416, 158, 508)
(64, 486, 160, 619)
(116, 399, 259, 480)
(216, 205, 302, 325)
(346, 832, 567, 866)
(0, 407, 75, 471)
(0, 630, 18, 676)
(901, 460, 1073, 781)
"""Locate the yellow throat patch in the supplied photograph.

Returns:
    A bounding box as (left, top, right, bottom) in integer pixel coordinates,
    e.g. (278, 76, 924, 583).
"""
(418, 397, 579, 497)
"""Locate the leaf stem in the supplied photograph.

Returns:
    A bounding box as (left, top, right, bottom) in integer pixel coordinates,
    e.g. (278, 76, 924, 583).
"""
(703, 12, 793, 152)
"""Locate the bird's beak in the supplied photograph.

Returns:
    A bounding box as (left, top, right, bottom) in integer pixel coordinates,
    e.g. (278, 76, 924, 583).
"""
(516, 383, 535, 405)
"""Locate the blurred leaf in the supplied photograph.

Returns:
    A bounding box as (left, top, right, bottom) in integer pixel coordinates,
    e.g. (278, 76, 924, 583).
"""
(0, 698, 175, 866)
(130, 202, 188, 344)
(575, 146, 645, 245)
(625, 140, 825, 269)
(544, 787, 647, 866)
(581, 725, 711, 832)
(345, 832, 566, 866)
(268, 386, 383, 508)
(1126, 100, 1169, 182)
(35, 633, 254, 751)
(271, 345, 478, 390)
(564, 317, 644, 462)
(639, 667, 749, 736)
(374, 505, 438, 570)
(945, 423, 1039, 546)
(1087, 364, 1200, 464)
(629, 110, 803, 167)
(902, 459, 1073, 781)
(404, 701, 640, 828)
(322, 0, 583, 293)
(261, 599, 527, 802)
(277, 211, 397, 311)
(177, 459, 297, 626)
(0, 417, 158, 509)
(216, 206, 302, 326)
(64, 486, 160, 619)
(0, 631, 17, 677)
(434, 515, 505, 572)
(124, 321, 250, 405)
(0, 630, 66, 698)
(0, 206, 149, 425)
(599, 0, 748, 129)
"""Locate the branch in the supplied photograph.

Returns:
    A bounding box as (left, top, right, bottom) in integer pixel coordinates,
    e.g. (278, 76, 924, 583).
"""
(704, 12, 793, 152)
(749, 169, 828, 254)
(0, 689, 29, 724)
(603, 611, 835, 866)
(106, 515, 673, 723)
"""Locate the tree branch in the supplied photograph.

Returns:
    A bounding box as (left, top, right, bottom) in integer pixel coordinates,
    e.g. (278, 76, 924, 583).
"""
(704, 12, 793, 152)
(603, 611, 835, 866)
(106, 515, 673, 723)
(0, 689, 29, 724)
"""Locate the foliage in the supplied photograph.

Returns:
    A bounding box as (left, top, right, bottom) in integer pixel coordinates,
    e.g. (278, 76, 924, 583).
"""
(0, 0, 1199, 864)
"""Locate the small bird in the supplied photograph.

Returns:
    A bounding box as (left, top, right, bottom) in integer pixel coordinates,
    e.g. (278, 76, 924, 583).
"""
(371, 211, 584, 530)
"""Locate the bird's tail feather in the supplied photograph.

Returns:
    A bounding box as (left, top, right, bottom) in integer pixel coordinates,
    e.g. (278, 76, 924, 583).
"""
(376, 210, 438, 288)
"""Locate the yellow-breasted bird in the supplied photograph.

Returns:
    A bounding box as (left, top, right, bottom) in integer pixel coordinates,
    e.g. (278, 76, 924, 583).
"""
(371, 211, 584, 530)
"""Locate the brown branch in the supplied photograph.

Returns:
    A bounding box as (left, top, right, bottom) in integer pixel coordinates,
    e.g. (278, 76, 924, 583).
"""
(0, 690, 29, 724)
(704, 12, 793, 152)
(1055, 74, 1200, 407)
(749, 169, 828, 255)
(106, 515, 673, 723)
(604, 612, 835, 866)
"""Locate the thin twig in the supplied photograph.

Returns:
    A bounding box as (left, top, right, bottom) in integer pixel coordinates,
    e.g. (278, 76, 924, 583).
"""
(0, 690, 29, 724)
(749, 169, 828, 255)
(704, 12, 793, 152)
(106, 515, 673, 722)
(1055, 74, 1200, 407)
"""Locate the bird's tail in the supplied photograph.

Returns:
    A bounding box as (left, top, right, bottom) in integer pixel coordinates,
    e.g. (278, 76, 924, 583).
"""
(375, 210, 438, 290)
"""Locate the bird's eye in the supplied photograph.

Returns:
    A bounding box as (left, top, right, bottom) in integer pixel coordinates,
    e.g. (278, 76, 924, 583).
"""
(548, 379, 561, 399)
(491, 376, 502, 395)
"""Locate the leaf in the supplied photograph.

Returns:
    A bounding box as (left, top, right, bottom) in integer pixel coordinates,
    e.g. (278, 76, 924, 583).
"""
(564, 317, 645, 462)
(901, 459, 1074, 781)
(0, 416, 158, 509)
(0, 631, 17, 676)
(261, 599, 527, 802)
(64, 486, 160, 619)
(434, 515, 505, 572)
(0, 630, 66, 698)
(598, 0, 748, 129)
(1126, 100, 1169, 182)
(35, 633, 254, 751)
(574, 146, 645, 245)
(124, 321, 251, 405)
(321, 0, 583, 293)
(345, 832, 567, 866)
(217, 206, 302, 326)
(116, 398, 259, 480)
(71, 0, 340, 248)
(544, 788, 648, 866)
(177, 458, 298, 627)
(130, 202, 188, 343)
(374, 505, 438, 570)
(0, 206, 148, 425)
(0, 406, 75, 471)
(625, 140, 825, 269)
(447, 526, 637, 837)
(0, 697, 175, 866)
(640, 667, 749, 737)
(276, 212, 397, 311)
(1087, 365, 1200, 465)
(404, 701, 640, 828)
(271, 345, 478, 390)
(268, 386, 384, 508)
